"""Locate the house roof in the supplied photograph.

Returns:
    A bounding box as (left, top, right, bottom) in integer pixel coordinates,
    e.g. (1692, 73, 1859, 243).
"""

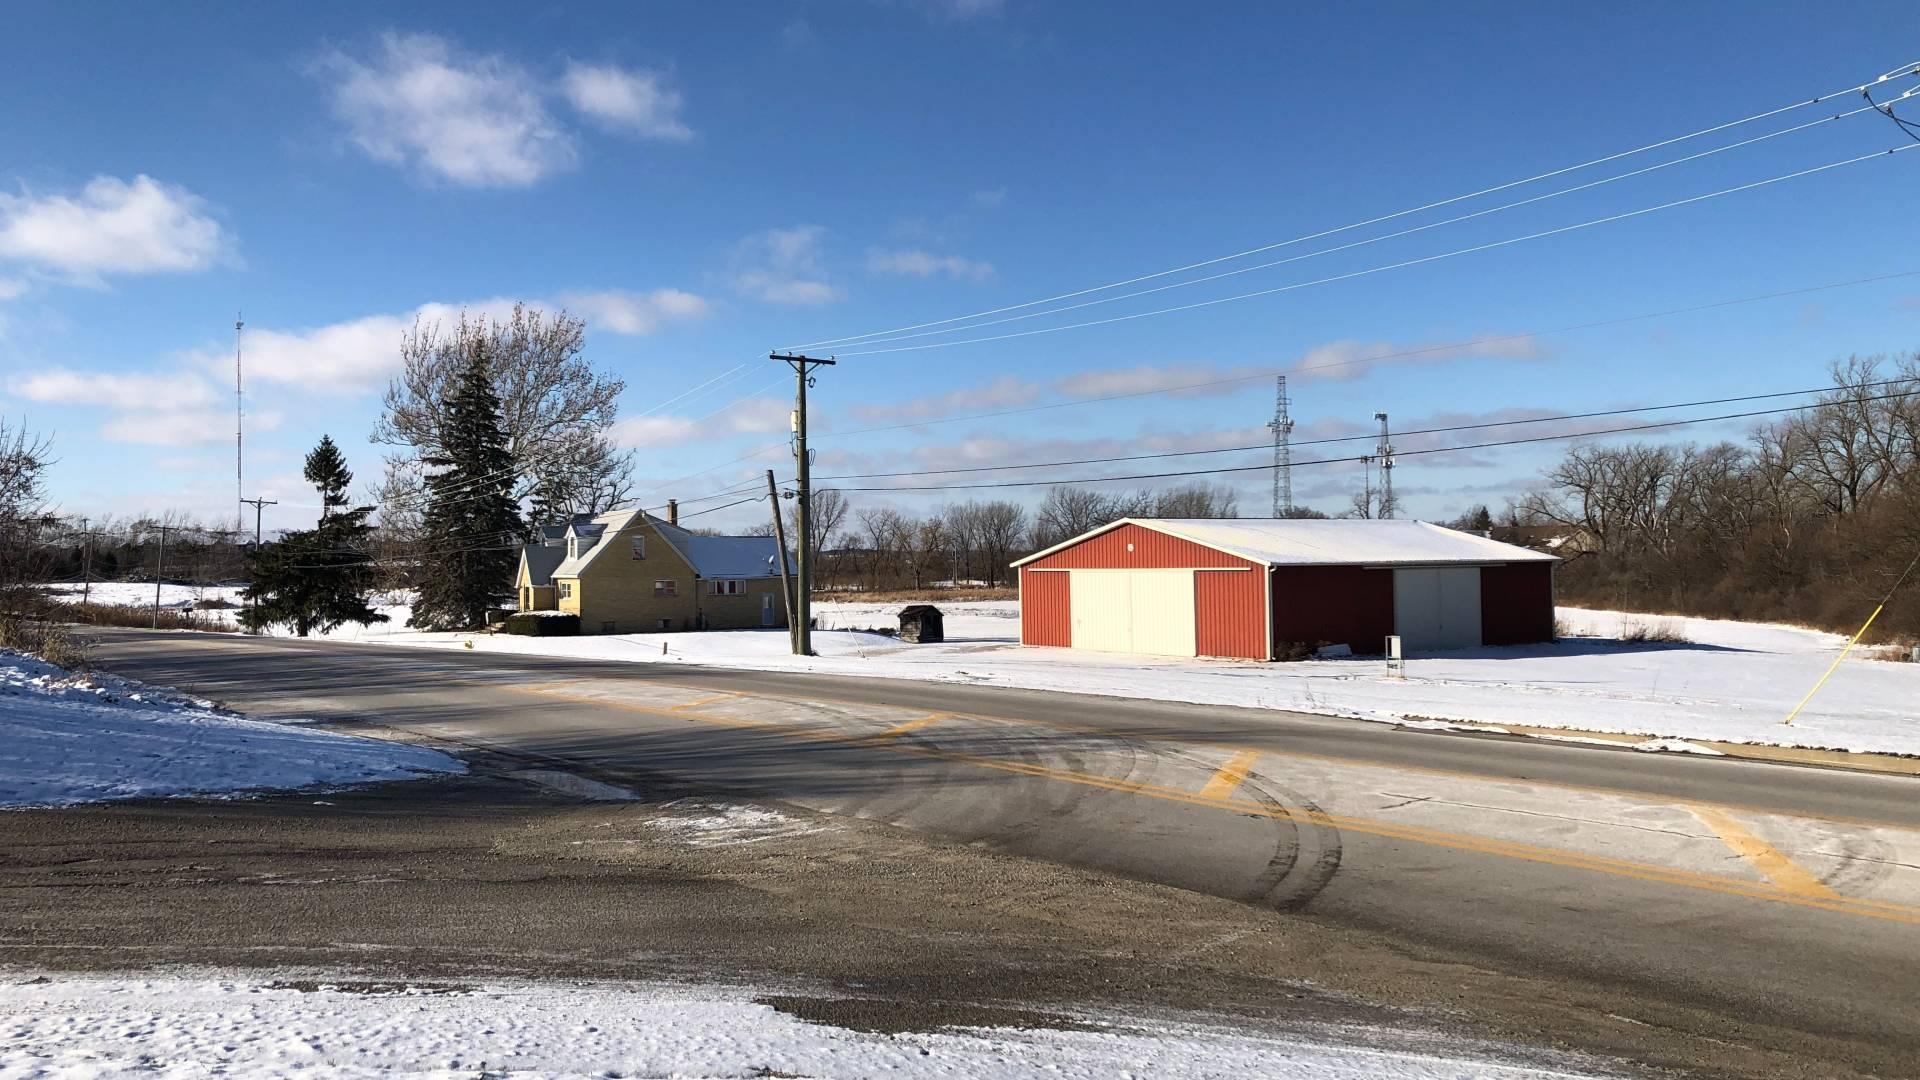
(520, 543, 568, 586)
(546, 507, 789, 580)
(1011, 518, 1559, 569)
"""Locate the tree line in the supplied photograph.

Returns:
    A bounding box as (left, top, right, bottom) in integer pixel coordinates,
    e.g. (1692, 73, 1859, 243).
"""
(1514, 355, 1920, 640)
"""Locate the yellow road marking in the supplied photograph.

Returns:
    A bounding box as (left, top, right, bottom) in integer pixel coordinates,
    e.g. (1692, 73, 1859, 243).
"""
(499, 680, 1920, 926)
(1691, 805, 1841, 899)
(875, 712, 951, 739)
(1198, 749, 1261, 800)
(671, 692, 740, 712)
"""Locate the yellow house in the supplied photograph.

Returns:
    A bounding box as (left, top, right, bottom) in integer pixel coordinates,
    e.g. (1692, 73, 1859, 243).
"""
(515, 508, 791, 634)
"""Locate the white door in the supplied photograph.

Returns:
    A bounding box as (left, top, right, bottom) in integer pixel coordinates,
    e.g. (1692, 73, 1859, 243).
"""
(1393, 567, 1482, 651)
(1068, 571, 1134, 653)
(1068, 570, 1196, 656)
(1127, 570, 1198, 656)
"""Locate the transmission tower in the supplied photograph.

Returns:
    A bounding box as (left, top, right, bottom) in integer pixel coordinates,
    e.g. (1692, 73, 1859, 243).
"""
(1373, 411, 1395, 519)
(1267, 376, 1294, 517)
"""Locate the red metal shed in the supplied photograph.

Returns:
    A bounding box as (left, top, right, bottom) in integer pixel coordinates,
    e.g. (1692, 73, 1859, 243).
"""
(1011, 519, 1558, 660)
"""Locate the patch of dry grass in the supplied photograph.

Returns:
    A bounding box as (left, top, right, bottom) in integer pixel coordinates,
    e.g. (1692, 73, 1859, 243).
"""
(1617, 616, 1690, 644)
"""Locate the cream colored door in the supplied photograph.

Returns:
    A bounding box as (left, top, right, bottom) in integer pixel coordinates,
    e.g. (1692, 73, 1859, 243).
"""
(1393, 567, 1482, 651)
(1067, 569, 1196, 656)
(1068, 570, 1133, 653)
(1126, 570, 1198, 656)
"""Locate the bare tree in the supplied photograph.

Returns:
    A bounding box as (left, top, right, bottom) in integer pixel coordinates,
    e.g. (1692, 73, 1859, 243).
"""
(373, 304, 633, 528)
(1152, 482, 1240, 518)
(0, 419, 55, 603)
(970, 501, 1028, 586)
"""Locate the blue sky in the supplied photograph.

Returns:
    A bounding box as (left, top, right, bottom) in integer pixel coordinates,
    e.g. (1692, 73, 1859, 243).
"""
(3, 1, 1918, 535)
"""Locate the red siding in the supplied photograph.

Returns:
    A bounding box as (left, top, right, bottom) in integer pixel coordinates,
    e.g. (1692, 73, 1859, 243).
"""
(1195, 569, 1266, 659)
(1270, 566, 1395, 654)
(1025, 522, 1258, 571)
(1019, 567, 1072, 646)
(1480, 562, 1556, 645)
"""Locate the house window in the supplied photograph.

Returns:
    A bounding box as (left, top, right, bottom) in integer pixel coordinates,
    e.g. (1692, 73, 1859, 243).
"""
(657, 618, 672, 631)
(558, 581, 573, 599)
(653, 579, 678, 598)
(631, 536, 646, 560)
(567, 537, 578, 559)
(601, 620, 616, 633)
(707, 579, 745, 596)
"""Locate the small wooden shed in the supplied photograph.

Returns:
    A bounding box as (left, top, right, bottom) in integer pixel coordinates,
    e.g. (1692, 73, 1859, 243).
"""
(898, 604, 945, 644)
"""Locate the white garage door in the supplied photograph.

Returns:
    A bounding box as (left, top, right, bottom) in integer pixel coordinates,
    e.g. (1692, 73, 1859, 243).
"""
(1068, 569, 1197, 656)
(1392, 567, 1483, 652)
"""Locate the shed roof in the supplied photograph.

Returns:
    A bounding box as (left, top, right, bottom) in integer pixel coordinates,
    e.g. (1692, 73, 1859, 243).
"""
(1012, 518, 1558, 569)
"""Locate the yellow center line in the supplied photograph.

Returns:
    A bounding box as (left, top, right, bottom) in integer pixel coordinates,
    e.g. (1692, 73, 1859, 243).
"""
(497, 681, 1920, 925)
(1198, 749, 1262, 800)
(874, 712, 952, 739)
(1690, 804, 1841, 899)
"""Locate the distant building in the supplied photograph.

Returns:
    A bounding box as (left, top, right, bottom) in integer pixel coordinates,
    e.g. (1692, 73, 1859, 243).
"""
(1489, 523, 1595, 555)
(515, 506, 790, 634)
(1012, 519, 1558, 659)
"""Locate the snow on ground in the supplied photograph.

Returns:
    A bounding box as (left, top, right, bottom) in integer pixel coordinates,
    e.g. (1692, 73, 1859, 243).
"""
(0, 973, 1614, 1079)
(0, 650, 461, 808)
(43, 582, 247, 627)
(279, 597, 1920, 757)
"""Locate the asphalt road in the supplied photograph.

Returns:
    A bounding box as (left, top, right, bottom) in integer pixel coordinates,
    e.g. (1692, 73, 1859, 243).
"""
(72, 628, 1920, 1076)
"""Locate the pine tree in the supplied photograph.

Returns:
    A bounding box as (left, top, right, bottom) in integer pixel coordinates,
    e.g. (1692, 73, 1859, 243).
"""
(241, 435, 389, 637)
(409, 339, 523, 630)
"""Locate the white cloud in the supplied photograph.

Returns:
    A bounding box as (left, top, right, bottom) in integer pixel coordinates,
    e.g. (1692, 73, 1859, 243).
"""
(866, 248, 994, 282)
(848, 375, 1040, 423)
(560, 288, 709, 335)
(318, 33, 577, 188)
(560, 62, 691, 140)
(99, 408, 282, 447)
(0, 278, 26, 301)
(0, 175, 227, 277)
(971, 186, 1007, 208)
(732, 226, 841, 306)
(1049, 336, 1550, 399)
(917, 0, 1005, 18)
(10, 369, 219, 411)
(612, 396, 790, 448)
(1051, 361, 1266, 400)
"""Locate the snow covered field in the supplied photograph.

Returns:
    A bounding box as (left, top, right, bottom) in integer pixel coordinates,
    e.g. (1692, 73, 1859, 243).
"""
(274, 597, 1920, 757)
(0, 973, 1612, 1079)
(38, 583, 1920, 756)
(43, 581, 248, 627)
(0, 650, 461, 807)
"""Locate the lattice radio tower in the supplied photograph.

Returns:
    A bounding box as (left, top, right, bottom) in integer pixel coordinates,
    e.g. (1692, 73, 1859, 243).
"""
(1373, 411, 1395, 519)
(1267, 376, 1294, 517)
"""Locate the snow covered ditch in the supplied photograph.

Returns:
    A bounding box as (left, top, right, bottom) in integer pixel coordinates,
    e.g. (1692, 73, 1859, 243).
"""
(0, 650, 461, 808)
(0, 972, 1615, 1079)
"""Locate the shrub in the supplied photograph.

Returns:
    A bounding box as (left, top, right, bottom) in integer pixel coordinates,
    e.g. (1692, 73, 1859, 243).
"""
(0, 617, 93, 671)
(1618, 616, 1689, 644)
(502, 612, 579, 636)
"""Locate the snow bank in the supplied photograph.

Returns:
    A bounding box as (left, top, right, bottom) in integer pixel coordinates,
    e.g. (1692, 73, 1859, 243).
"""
(0, 650, 461, 807)
(0, 973, 1609, 1079)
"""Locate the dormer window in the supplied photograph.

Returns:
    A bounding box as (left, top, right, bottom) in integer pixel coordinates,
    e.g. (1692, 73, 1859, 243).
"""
(631, 536, 646, 560)
(567, 537, 578, 560)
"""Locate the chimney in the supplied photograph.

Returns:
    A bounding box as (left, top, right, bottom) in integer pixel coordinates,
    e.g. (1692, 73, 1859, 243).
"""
(667, 499, 679, 526)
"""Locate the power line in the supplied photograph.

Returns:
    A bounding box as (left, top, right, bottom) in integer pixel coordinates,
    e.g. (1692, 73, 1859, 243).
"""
(824, 388, 1920, 493)
(815, 95, 1915, 352)
(835, 144, 1920, 356)
(791, 63, 1919, 351)
(812, 267, 1920, 440)
(811, 376, 1920, 481)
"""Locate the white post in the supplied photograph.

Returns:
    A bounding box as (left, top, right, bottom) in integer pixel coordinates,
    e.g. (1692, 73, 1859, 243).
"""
(1385, 634, 1405, 679)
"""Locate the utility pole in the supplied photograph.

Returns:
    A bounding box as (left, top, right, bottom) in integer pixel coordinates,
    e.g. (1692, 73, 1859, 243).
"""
(76, 517, 95, 606)
(150, 523, 178, 629)
(766, 470, 796, 651)
(770, 351, 836, 656)
(1359, 455, 1374, 519)
(1373, 411, 1395, 519)
(241, 497, 276, 548)
(240, 497, 276, 629)
(235, 314, 245, 537)
(1267, 376, 1294, 517)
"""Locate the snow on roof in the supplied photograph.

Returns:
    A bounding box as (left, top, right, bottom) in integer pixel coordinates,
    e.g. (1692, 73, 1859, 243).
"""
(1014, 518, 1558, 568)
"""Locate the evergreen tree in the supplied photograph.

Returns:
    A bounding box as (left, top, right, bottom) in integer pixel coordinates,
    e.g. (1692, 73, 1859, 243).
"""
(409, 339, 522, 630)
(241, 435, 388, 637)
